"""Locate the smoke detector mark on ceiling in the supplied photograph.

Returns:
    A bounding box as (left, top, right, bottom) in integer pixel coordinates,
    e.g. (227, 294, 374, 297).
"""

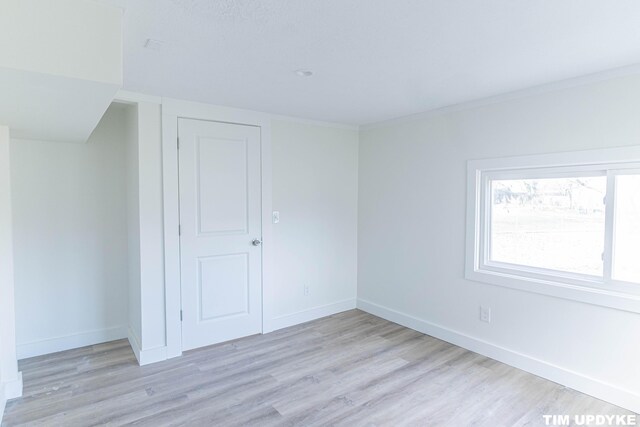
(144, 39, 166, 50)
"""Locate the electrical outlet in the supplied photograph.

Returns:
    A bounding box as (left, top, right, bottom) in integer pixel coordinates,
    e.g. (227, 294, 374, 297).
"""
(480, 306, 491, 323)
(303, 284, 310, 296)
(272, 211, 280, 224)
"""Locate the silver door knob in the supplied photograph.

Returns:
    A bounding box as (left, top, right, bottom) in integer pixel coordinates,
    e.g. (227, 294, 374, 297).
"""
(252, 238, 262, 246)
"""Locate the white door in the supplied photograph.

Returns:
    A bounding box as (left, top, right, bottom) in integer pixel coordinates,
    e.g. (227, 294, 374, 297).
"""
(178, 118, 262, 351)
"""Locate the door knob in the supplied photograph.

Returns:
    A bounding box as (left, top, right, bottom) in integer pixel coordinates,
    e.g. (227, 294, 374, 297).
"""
(252, 238, 262, 246)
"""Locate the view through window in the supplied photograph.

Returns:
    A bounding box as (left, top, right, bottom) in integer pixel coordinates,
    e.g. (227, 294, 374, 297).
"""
(490, 176, 607, 277)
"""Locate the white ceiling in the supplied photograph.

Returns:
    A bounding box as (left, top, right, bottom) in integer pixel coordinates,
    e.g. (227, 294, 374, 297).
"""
(96, 0, 640, 125)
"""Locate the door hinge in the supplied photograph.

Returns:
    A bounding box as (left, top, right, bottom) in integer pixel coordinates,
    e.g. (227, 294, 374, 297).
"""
(179, 224, 181, 236)
(177, 137, 180, 150)
(180, 310, 183, 321)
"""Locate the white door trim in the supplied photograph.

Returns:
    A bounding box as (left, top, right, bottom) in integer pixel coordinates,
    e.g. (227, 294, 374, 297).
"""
(161, 98, 274, 359)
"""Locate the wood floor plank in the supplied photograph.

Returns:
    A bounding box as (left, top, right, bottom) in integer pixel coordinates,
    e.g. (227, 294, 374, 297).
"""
(2, 310, 635, 426)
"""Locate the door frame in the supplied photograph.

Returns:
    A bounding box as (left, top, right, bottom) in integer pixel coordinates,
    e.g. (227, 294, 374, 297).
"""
(162, 98, 274, 358)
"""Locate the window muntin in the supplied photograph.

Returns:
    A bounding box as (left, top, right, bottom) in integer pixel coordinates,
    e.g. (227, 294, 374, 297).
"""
(488, 176, 607, 277)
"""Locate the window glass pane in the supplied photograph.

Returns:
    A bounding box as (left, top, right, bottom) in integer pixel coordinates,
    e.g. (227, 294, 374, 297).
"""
(490, 176, 606, 276)
(612, 174, 640, 284)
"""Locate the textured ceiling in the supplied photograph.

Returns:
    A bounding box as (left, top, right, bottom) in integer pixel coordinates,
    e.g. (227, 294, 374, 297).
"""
(96, 0, 640, 125)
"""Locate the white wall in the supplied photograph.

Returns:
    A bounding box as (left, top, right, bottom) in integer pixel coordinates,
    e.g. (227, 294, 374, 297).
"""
(0, 125, 21, 422)
(125, 104, 142, 352)
(10, 105, 132, 358)
(270, 120, 359, 328)
(0, 0, 122, 143)
(358, 74, 640, 412)
(0, 0, 122, 85)
(160, 98, 360, 355)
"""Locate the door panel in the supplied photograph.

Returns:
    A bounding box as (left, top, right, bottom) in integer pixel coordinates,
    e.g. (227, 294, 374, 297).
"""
(196, 137, 248, 235)
(198, 253, 249, 321)
(179, 118, 262, 351)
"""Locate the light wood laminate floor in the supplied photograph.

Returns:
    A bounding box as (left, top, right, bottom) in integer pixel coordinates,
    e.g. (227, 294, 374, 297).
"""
(3, 310, 634, 426)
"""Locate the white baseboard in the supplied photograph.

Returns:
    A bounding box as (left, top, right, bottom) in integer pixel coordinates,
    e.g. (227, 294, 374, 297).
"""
(1, 372, 23, 423)
(0, 387, 4, 426)
(17, 326, 127, 359)
(127, 328, 167, 366)
(268, 298, 357, 332)
(138, 346, 167, 366)
(356, 298, 640, 414)
(3, 373, 22, 400)
(127, 328, 142, 364)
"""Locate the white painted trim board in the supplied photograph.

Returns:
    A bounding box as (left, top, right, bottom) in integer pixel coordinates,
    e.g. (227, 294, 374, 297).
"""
(0, 373, 23, 423)
(269, 299, 357, 332)
(1, 385, 4, 424)
(16, 326, 127, 360)
(161, 97, 274, 356)
(127, 327, 142, 364)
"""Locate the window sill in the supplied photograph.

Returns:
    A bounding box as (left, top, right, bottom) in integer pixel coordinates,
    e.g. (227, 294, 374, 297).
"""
(466, 268, 640, 314)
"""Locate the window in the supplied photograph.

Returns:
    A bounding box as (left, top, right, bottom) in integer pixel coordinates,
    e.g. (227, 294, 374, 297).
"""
(612, 174, 640, 284)
(489, 175, 607, 277)
(466, 147, 640, 312)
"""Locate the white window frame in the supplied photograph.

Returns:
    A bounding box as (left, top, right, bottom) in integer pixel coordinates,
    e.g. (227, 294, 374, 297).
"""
(466, 146, 640, 314)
